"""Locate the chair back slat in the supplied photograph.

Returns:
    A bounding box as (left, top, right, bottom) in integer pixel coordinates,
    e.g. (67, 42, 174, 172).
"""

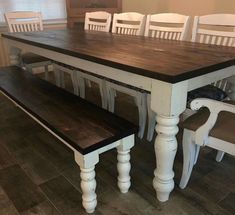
(192, 14, 235, 47)
(84, 11, 111, 32)
(112, 12, 146, 36)
(144, 13, 190, 41)
(192, 14, 235, 92)
(5, 11, 43, 33)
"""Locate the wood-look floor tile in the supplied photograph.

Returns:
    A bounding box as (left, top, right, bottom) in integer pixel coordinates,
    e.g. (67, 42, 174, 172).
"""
(0, 165, 45, 213)
(40, 175, 83, 215)
(219, 193, 235, 215)
(20, 201, 61, 215)
(14, 146, 60, 185)
(0, 185, 19, 215)
(25, 131, 76, 172)
(0, 143, 16, 169)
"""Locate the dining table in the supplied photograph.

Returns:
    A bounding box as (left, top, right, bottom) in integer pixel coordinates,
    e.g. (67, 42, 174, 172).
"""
(2, 28, 235, 202)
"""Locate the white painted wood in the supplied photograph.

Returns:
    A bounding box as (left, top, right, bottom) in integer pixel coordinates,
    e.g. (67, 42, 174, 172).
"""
(110, 12, 147, 137)
(106, 81, 147, 138)
(153, 115, 179, 201)
(146, 94, 156, 141)
(144, 13, 190, 141)
(85, 11, 111, 32)
(112, 12, 146, 36)
(192, 14, 235, 94)
(5, 11, 43, 33)
(117, 135, 134, 193)
(4, 11, 52, 77)
(179, 129, 197, 189)
(57, 12, 111, 108)
(4, 37, 235, 203)
(180, 98, 235, 188)
(144, 13, 190, 41)
(80, 167, 97, 213)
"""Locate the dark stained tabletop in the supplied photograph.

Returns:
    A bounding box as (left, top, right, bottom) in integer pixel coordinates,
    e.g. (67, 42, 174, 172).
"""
(2, 29, 235, 83)
(0, 67, 137, 154)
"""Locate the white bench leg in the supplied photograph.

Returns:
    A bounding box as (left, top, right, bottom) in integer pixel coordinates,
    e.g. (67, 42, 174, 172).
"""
(80, 167, 97, 213)
(117, 135, 134, 193)
(74, 151, 99, 213)
(179, 129, 197, 189)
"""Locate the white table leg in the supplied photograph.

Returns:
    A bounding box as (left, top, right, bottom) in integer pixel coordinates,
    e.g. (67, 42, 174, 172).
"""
(153, 114, 179, 201)
(151, 79, 188, 201)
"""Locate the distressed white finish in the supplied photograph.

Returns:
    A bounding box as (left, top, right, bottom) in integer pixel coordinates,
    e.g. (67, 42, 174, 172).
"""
(5, 11, 51, 80)
(180, 98, 235, 189)
(145, 13, 190, 141)
(4, 37, 235, 202)
(85, 11, 111, 32)
(1, 87, 134, 213)
(112, 12, 146, 36)
(109, 12, 147, 137)
(144, 13, 190, 41)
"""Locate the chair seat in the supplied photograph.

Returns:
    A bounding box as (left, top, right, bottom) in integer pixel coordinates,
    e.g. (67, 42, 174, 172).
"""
(187, 85, 227, 107)
(22, 53, 51, 64)
(183, 101, 235, 144)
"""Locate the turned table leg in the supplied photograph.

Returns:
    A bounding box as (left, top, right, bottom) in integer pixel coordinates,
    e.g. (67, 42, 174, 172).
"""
(150, 79, 188, 202)
(153, 115, 179, 201)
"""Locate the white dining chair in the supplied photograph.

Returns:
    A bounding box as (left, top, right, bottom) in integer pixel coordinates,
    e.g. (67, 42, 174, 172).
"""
(56, 11, 111, 108)
(144, 13, 190, 141)
(106, 12, 147, 138)
(5, 11, 52, 80)
(186, 14, 235, 107)
(179, 98, 235, 189)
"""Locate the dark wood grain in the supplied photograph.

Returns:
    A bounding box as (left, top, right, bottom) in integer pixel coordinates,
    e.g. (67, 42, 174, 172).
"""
(2, 29, 235, 83)
(0, 66, 137, 154)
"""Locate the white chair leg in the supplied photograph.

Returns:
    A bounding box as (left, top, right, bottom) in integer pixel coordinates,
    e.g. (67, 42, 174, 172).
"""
(216, 150, 225, 162)
(77, 76, 86, 99)
(71, 71, 79, 96)
(99, 80, 108, 109)
(80, 167, 97, 213)
(146, 94, 156, 142)
(179, 129, 197, 189)
(107, 87, 116, 113)
(44, 65, 49, 81)
(136, 93, 147, 139)
(193, 145, 200, 165)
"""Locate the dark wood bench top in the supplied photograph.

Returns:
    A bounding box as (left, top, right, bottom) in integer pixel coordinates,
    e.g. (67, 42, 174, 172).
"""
(3, 29, 235, 83)
(0, 66, 137, 154)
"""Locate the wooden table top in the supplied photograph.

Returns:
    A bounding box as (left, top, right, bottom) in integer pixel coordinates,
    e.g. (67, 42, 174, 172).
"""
(3, 29, 235, 83)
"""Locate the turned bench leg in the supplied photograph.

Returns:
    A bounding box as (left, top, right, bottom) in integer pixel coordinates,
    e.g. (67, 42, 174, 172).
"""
(117, 135, 134, 193)
(74, 151, 99, 213)
(80, 167, 97, 213)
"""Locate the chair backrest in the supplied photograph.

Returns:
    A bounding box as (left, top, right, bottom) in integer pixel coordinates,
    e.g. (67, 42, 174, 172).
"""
(112, 12, 146, 36)
(192, 14, 235, 46)
(144, 13, 190, 41)
(84, 11, 111, 32)
(5, 11, 43, 33)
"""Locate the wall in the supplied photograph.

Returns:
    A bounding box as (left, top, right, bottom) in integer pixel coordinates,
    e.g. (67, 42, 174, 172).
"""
(123, 0, 235, 15)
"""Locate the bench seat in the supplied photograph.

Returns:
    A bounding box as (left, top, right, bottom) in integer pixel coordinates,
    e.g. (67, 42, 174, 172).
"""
(0, 66, 137, 213)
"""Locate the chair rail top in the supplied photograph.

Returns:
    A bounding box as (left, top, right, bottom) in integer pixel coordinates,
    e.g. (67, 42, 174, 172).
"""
(2, 29, 235, 83)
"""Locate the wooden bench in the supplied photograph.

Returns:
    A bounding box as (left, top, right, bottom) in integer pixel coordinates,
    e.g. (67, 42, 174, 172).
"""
(0, 66, 137, 213)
